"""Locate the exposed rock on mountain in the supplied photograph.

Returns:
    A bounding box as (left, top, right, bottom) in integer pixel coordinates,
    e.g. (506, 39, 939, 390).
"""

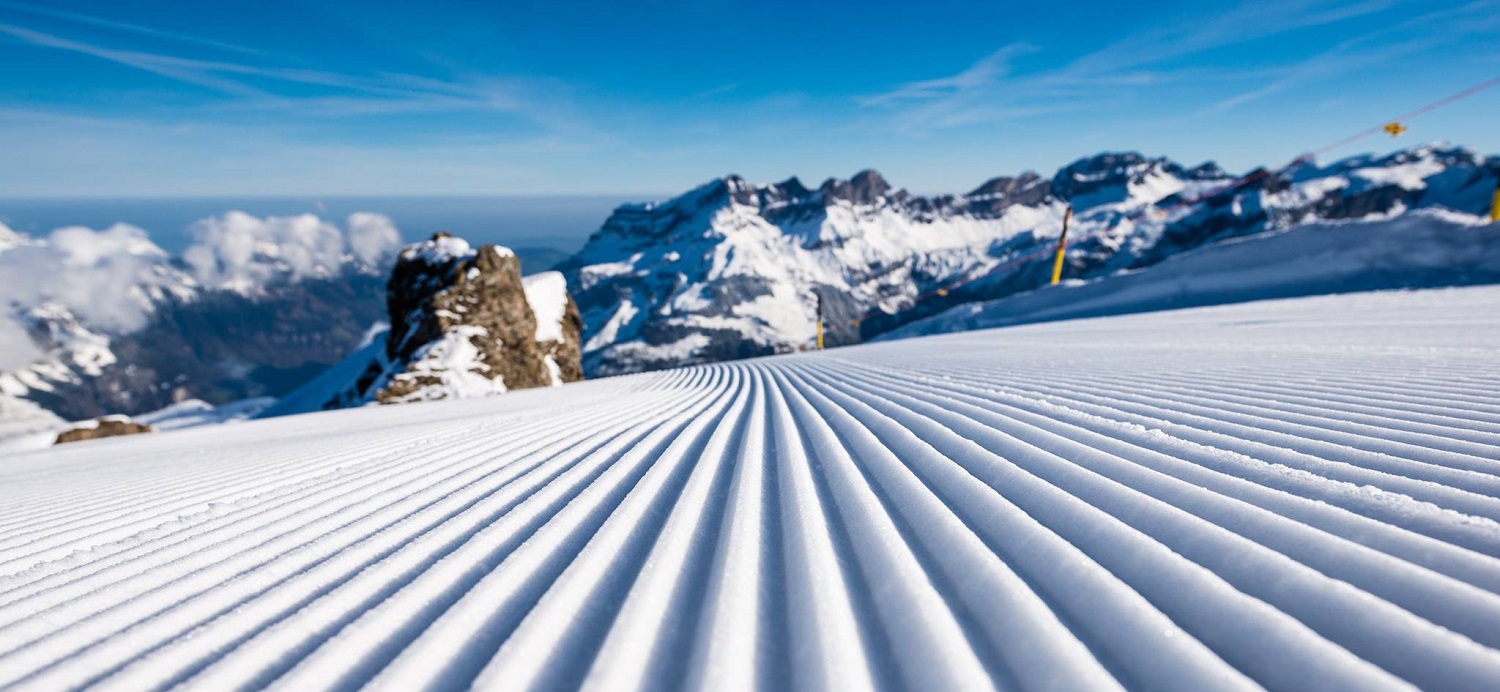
(563, 143, 1499, 376)
(259, 233, 583, 416)
(54, 415, 153, 445)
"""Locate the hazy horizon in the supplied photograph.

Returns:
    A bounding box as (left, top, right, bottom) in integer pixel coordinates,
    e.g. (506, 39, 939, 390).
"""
(0, 194, 656, 254)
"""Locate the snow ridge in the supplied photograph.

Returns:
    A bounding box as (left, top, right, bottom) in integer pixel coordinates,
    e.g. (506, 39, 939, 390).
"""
(1, 286, 1499, 690)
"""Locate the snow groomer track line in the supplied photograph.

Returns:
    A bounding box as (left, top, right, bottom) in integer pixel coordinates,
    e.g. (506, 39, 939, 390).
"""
(3, 287, 1500, 691)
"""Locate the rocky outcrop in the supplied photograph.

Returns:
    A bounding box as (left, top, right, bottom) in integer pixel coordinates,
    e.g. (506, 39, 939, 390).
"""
(376, 233, 554, 402)
(55, 415, 153, 445)
(258, 233, 584, 416)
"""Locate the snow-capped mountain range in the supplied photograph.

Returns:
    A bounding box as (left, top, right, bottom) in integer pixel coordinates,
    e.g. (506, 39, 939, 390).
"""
(563, 143, 1499, 375)
(2, 143, 1497, 426)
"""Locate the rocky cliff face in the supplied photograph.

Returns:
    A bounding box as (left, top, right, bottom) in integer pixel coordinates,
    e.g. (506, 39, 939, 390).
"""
(259, 233, 583, 416)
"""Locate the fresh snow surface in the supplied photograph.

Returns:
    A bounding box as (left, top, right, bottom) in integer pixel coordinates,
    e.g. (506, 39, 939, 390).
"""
(2, 287, 1500, 690)
(135, 397, 277, 432)
(0, 395, 64, 453)
(522, 271, 569, 343)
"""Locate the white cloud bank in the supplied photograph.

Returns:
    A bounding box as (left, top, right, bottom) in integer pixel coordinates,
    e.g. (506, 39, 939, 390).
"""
(182, 211, 402, 289)
(0, 211, 403, 372)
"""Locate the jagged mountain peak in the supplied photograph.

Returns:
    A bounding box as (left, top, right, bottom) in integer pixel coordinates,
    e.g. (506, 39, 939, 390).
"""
(818, 169, 893, 205)
(1184, 161, 1230, 180)
(965, 171, 1050, 204)
(1049, 150, 1239, 209)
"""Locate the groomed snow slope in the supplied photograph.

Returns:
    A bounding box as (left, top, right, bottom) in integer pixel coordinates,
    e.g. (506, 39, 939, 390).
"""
(2, 286, 1500, 691)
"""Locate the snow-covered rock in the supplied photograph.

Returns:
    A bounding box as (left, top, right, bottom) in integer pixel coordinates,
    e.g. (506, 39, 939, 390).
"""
(259, 233, 583, 416)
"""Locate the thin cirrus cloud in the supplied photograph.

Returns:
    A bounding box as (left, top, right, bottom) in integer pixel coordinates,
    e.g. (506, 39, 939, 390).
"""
(854, 0, 1438, 133)
(0, 11, 580, 131)
(0, 0, 262, 56)
(1186, 0, 1499, 119)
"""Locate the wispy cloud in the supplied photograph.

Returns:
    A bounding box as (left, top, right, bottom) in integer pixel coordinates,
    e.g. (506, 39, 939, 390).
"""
(1187, 0, 1499, 119)
(0, 0, 262, 56)
(0, 14, 590, 135)
(685, 82, 742, 101)
(1189, 37, 1439, 118)
(858, 0, 1436, 132)
(854, 45, 1097, 131)
(859, 45, 1038, 108)
(0, 22, 267, 96)
(1067, 0, 1399, 75)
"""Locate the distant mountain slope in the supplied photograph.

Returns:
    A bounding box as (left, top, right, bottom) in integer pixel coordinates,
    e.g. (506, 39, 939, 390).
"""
(885, 209, 1500, 340)
(563, 143, 1499, 376)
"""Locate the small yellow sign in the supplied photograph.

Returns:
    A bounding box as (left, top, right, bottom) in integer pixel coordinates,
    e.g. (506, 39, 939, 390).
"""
(1383, 121, 1407, 137)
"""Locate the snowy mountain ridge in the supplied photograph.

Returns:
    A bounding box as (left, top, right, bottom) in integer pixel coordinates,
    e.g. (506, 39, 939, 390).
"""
(565, 142, 1499, 376)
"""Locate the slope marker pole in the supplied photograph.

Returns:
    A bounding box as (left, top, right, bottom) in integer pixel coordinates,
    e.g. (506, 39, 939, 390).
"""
(1491, 180, 1500, 223)
(816, 293, 825, 350)
(1050, 206, 1073, 285)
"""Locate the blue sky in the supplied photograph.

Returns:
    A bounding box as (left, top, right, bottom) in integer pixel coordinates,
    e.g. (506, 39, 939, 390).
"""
(1, 0, 1496, 197)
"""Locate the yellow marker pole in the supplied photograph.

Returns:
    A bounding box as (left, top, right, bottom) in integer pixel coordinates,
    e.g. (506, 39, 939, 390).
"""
(1050, 206, 1073, 285)
(1491, 181, 1500, 223)
(815, 293, 824, 350)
